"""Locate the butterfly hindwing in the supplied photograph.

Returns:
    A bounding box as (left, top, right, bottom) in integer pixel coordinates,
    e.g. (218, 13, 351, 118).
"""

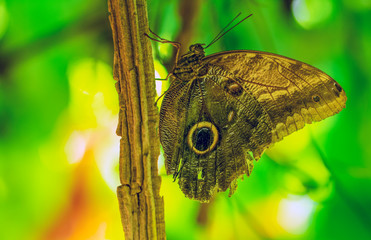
(161, 73, 267, 202)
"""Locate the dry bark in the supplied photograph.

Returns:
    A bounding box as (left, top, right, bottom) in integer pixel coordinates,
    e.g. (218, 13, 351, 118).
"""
(107, 0, 165, 239)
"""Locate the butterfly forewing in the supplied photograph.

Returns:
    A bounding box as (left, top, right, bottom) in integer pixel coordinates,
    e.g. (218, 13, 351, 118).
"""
(204, 51, 347, 143)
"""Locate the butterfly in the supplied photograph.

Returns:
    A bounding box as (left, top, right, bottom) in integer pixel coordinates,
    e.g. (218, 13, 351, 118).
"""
(147, 14, 347, 202)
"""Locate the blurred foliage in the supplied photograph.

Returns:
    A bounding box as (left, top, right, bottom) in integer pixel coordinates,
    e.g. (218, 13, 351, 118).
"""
(0, 0, 370, 239)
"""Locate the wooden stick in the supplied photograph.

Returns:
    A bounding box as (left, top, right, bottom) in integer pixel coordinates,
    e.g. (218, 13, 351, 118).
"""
(107, 0, 165, 239)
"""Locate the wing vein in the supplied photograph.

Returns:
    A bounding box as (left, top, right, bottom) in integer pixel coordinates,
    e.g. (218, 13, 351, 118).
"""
(270, 58, 326, 120)
(207, 74, 273, 131)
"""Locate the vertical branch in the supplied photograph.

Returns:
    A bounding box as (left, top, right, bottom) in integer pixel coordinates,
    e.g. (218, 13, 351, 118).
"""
(108, 0, 165, 239)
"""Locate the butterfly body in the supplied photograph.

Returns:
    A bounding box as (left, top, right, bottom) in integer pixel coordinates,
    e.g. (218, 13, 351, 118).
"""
(159, 44, 346, 202)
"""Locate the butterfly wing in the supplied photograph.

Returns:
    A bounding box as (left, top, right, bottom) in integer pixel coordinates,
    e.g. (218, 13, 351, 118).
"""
(159, 78, 192, 175)
(160, 50, 347, 202)
(160, 75, 262, 202)
(204, 50, 347, 151)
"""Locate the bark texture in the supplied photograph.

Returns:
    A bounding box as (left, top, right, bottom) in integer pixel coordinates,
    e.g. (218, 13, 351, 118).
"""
(108, 0, 165, 239)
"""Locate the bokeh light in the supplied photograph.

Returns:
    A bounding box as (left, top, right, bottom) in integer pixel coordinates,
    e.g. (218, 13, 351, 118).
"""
(0, 0, 9, 39)
(277, 195, 317, 235)
(292, 0, 334, 29)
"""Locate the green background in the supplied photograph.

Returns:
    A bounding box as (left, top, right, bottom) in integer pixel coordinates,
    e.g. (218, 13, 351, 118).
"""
(0, 0, 370, 239)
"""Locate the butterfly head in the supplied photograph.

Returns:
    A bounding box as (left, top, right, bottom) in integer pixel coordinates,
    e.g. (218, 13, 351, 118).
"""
(189, 43, 205, 55)
(177, 43, 206, 67)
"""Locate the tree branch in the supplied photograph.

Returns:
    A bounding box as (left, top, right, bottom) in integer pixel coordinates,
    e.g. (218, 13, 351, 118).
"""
(107, 0, 165, 239)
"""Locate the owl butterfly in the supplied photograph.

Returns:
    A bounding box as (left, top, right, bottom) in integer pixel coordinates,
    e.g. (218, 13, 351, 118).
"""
(148, 14, 347, 202)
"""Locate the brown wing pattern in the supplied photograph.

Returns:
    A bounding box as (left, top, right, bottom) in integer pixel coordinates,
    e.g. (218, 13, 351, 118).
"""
(160, 50, 347, 202)
(160, 75, 264, 201)
(159, 78, 195, 174)
(204, 50, 347, 144)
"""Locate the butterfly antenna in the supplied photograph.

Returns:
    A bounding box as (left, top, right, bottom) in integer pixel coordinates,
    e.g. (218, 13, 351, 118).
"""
(205, 13, 253, 49)
(206, 12, 242, 47)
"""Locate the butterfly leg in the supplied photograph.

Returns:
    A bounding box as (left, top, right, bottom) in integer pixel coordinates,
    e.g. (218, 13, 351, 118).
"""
(148, 28, 167, 41)
(145, 29, 180, 48)
(154, 73, 174, 106)
(145, 29, 182, 65)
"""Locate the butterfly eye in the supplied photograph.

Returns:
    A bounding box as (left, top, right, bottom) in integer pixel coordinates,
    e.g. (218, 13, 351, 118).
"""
(189, 44, 205, 54)
(187, 121, 219, 155)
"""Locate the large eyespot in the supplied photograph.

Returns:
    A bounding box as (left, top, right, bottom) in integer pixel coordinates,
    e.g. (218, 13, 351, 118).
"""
(187, 121, 219, 155)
